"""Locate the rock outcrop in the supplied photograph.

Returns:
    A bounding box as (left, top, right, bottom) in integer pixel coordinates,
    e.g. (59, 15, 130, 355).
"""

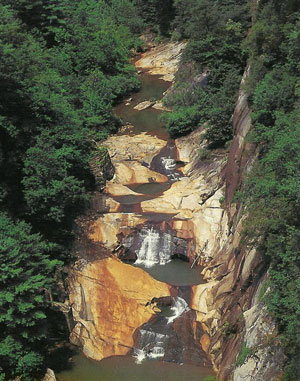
(181, 70, 285, 380)
(43, 369, 57, 381)
(67, 41, 284, 380)
(69, 257, 171, 361)
(135, 41, 187, 81)
(104, 133, 166, 165)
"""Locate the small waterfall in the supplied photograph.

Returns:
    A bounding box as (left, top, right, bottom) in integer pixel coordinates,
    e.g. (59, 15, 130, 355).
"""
(161, 157, 177, 170)
(167, 297, 189, 324)
(133, 329, 168, 364)
(134, 227, 172, 268)
(161, 156, 182, 182)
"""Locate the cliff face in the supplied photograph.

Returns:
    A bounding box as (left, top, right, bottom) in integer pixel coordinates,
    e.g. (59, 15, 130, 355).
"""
(179, 70, 285, 380)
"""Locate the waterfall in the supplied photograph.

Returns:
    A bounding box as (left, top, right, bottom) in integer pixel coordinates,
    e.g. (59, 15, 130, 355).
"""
(161, 157, 177, 170)
(134, 227, 172, 268)
(167, 297, 189, 324)
(133, 329, 168, 364)
(161, 156, 182, 182)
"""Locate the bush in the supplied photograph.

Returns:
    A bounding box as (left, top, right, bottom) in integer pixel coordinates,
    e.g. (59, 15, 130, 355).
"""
(236, 342, 252, 367)
(198, 148, 211, 160)
(161, 106, 201, 137)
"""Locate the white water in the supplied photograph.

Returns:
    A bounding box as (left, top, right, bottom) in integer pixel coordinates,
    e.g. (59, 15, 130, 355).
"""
(134, 330, 167, 364)
(135, 227, 172, 268)
(161, 157, 182, 182)
(167, 297, 189, 324)
(161, 157, 177, 170)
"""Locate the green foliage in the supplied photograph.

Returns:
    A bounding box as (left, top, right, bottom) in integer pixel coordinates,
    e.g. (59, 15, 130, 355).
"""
(204, 376, 217, 381)
(161, 0, 249, 145)
(236, 342, 252, 367)
(0, 214, 61, 379)
(198, 148, 211, 161)
(134, 0, 175, 36)
(240, 3, 300, 378)
(162, 105, 201, 137)
(0, 1, 143, 378)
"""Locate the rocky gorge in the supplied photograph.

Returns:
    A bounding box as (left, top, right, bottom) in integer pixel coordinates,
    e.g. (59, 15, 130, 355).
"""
(63, 42, 285, 380)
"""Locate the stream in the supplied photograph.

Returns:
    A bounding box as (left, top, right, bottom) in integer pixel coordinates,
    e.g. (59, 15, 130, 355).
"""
(56, 66, 214, 380)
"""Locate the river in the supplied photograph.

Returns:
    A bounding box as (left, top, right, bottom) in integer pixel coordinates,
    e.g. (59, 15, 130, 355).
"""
(56, 63, 214, 380)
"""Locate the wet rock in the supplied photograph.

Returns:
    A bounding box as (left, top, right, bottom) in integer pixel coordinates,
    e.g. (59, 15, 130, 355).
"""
(150, 295, 173, 307)
(69, 257, 171, 361)
(134, 100, 155, 111)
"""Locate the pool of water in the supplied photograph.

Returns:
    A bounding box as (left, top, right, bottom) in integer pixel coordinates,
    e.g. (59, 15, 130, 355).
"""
(114, 72, 170, 139)
(56, 354, 214, 381)
(134, 259, 205, 286)
(59, 59, 215, 381)
(128, 182, 171, 195)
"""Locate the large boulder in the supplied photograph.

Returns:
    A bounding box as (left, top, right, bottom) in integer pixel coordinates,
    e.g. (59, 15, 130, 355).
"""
(69, 257, 171, 361)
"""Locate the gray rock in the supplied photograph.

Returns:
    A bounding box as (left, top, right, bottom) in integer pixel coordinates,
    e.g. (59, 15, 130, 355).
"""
(43, 368, 57, 381)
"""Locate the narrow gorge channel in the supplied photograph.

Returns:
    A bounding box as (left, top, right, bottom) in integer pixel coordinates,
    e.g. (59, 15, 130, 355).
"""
(56, 44, 215, 380)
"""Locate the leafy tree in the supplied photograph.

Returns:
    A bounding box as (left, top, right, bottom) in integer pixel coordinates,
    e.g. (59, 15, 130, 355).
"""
(0, 213, 61, 380)
(161, 0, 249, 145)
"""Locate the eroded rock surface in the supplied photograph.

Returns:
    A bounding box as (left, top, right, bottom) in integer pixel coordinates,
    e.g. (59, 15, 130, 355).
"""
(184, 69, 284, 381)
(104, 133, 166, 165)
(43, 369, 57, 381)
(113, 161, 168, 185)
(135, 41, 187, 81)
(69, 257, 171, 361)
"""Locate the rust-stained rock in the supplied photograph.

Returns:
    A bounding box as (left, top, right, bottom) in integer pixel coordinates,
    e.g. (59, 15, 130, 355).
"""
(200, 333, 211, 353)
(88, 214, 147, 249)
(69, 257, 171, 361)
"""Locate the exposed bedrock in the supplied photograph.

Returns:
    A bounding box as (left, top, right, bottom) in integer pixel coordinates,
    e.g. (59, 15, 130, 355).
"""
(67, 41, 284, 380)
(183, 70, 285, 380)
(135, 41, 187, 82)
(68, 257, 171, 361)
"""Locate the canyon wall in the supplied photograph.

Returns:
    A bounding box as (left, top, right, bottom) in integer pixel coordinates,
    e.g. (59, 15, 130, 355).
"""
(178, 70, 285, 380)
(67, 42, 285, 380)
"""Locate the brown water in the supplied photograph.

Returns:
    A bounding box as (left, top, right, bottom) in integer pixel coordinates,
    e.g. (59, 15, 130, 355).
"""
(56, 66, 214, 380)
(114, 72, 170, 139)
(134, 259, 204, 286)
(57, 354, 213, 381)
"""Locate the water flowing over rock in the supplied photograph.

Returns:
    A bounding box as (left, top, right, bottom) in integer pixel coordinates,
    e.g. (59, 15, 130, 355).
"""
(66, 41, 284, 380)
(167, 297, 189, 324)
(133, 330, 168, 363)
(133, 226, 173, 268)
(69, 257, 171, 361)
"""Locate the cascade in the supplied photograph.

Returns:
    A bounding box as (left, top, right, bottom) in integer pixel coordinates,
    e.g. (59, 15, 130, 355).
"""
(161, 156, 182, 182)
(167, 297, 189, 324)
(134, 226, 173, 268)
(161, 157, 177, 170)
(133, 330, 168, 364)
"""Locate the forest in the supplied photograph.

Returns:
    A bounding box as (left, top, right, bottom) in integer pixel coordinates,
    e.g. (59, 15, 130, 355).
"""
(1, 0, 300, 380)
